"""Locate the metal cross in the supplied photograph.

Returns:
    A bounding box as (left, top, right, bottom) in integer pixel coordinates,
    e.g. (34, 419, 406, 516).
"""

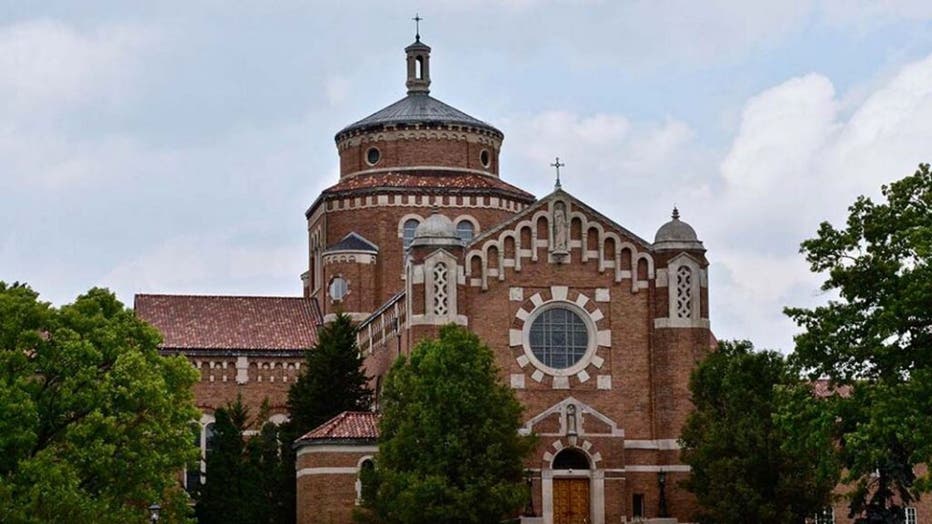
(412, 13, 423, 41)
(550, 157, 565, 189)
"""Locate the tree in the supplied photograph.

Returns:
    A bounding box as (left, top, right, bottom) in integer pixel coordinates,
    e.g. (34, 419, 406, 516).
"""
(0, 283, 200, 523)
(195, 396, 286, 524)
(365, 325, 534, 524)
(785, 164, 932, 521)
(280, 312, 372, 522)
(680, 340, 839, 523)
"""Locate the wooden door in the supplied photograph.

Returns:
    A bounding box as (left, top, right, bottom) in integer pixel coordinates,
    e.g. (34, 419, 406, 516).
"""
(553, 478, 590, 524)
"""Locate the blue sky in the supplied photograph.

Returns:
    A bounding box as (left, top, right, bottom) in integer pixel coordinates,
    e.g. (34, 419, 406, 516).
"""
(2, 1, 932, 352)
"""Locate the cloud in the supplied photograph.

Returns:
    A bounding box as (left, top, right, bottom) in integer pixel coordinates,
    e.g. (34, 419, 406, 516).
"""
(0, 19, 150, 113)
(500, 51, 932, 352)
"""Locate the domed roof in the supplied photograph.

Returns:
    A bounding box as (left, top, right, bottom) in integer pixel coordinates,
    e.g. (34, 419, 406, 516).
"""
(335, 93, 501, 140)
(653, 208, 704, 251)
(410, 211, 461, 248)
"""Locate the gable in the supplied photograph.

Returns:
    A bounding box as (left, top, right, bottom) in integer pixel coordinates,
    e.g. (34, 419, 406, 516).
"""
(521, 396, 623, 438)
(464, 189, 656, 291)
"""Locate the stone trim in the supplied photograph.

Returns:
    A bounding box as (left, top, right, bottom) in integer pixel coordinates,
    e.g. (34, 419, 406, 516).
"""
(624, 439, 681, 450)
(521, 396, 623, 438)
(296, 445, 379, 457)
(509, 289, 612, 388)
(625, 465, 691, 472)
(464, 198, 654, 291)
(296, 467, 359, 477)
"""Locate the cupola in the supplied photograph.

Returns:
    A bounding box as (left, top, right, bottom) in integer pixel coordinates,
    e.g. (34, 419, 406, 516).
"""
(653, 207, 705, 252)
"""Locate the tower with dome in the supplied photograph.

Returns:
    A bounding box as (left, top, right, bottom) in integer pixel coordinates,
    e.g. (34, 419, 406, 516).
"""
(136, 32, 713, 524)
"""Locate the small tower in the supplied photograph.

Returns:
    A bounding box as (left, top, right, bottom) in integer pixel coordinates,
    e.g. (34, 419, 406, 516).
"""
(405, 37, 431, 94)
(406, 211, 466, 338)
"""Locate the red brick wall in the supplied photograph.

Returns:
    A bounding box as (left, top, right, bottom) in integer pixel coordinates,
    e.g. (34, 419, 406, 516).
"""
(337, 131, 500, 178)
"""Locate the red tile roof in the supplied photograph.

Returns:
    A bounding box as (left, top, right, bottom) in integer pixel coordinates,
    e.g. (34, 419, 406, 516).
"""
(134, 294, 317, 351)
(321, 170, 535, 202)
(298, 411, 380, 441)
(812, 379, 853, 398)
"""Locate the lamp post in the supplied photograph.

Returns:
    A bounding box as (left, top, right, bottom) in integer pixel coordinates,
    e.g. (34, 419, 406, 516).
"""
(657, 470, 668, 518)
(148, 503, 161, 523)
(523, 469, 535, 517)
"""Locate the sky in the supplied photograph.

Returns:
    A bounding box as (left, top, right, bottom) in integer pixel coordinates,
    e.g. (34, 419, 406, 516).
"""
(2, 1, 932, 353)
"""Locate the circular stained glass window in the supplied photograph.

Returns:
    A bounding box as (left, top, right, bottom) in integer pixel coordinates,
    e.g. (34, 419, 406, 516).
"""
(366, 147, 381, 166)
(528, 306, 589, 369)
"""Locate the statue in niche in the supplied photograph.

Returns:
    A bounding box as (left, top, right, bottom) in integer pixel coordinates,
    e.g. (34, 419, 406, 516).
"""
(552, 202, 568, 255)
(566, 403, 578, 436)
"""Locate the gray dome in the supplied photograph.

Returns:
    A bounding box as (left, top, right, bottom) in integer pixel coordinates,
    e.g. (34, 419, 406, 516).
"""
(653, 208, 704, 251)
(411, 212, 461, 248)
(335, 93, 501, 140)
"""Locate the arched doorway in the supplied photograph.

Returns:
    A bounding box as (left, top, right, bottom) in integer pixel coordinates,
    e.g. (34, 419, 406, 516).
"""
(551, 448, 590, 524)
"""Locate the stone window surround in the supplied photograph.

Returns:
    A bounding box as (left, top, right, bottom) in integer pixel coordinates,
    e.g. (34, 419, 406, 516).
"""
(521, 301, 598, 378)
(655, 253, 708, 329)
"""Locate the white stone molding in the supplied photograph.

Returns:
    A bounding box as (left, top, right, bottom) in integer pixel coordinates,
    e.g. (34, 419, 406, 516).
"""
(509, 290, 612, 388)
(296, 467, 359, 477)
(624, 439, 681, 450)
(296, 445, 379, 457)
(409, 249, 464, 326)
(540, 442, 607, 524)
(509, 287, 524, 301)
(323, 252, 376, 264)
(657, 253, 707, 328)
(463, 198, 654, 292)
(521, 396, 623, 437)
(396, 213, 424, 237)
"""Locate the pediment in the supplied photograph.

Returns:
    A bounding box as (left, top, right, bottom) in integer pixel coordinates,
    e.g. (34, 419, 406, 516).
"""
(520, 396, 623, 438)
(464, 189, 655, 292)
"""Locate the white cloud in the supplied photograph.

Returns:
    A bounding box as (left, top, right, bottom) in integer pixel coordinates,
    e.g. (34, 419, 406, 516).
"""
(0, 19, 150, 113)
(499, 51, 932, 352)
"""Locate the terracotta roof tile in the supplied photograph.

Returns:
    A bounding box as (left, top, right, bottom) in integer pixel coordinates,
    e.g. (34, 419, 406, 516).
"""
(812, 379, 852, 398)
(134, 294, 317, 351)
(322, 170, 535, 202)
(299, 411, 380, 441)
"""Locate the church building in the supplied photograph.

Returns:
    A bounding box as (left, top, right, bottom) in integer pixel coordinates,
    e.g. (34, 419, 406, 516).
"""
(136, 32, 715, 524)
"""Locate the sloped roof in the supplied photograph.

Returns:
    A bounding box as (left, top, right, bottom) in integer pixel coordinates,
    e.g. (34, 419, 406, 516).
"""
(298, 411, 380, 442)
(336, 93, 501, 139)
(321, 170, 535, 201)
(325, 232, 379, 253)
(134, 294, 317, 351)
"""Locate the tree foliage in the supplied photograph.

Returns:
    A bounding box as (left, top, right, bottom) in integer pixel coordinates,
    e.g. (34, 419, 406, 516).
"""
(196, 396, 287, 524)
(0, 283, 200, 523)
(365, 325, 534, 524)
(280, 312, 372, 522)
(785, 164, 932, 521)
(680, 340, 839, 523)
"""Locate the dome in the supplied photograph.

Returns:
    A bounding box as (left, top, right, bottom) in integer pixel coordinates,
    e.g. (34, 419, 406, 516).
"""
(653, 208, 704, 251)
(410, 212, 461, 248)
(335, 93, 501, 140)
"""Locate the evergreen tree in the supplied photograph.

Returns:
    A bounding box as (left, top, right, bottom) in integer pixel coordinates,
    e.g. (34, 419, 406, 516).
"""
(196, 396, 287, 524)
(280, 312, 372, 522)
(785, 164, 932, 521)
(680, 340, 839, 524)
(365, 325, 534, 524)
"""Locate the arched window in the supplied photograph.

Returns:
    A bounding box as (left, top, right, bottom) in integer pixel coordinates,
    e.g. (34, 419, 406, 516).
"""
(202, 421, 217, 482)
(329, 276, 348, 301)
(356, 458, 376, 505)
(552, 447, 590, 470)
(415, 56, 424, 79)
(456, 221, 475, 244)
(403, 219, 420, 251)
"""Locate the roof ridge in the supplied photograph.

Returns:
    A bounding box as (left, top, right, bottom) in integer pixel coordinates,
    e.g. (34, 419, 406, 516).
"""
(135, 293, 311, 300)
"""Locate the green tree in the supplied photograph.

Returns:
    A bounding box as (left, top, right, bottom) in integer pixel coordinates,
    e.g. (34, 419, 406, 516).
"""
(366, 325, 534, 524)
(0, 283, 199, 523)
(680, 340, 839, 524)
(785, 164, 932, 521)
(281, 312, 372, 522)
(196, 395, 286, 524)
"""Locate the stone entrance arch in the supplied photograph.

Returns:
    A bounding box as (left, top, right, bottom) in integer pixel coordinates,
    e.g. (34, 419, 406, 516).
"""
(543, 447, 605, 524)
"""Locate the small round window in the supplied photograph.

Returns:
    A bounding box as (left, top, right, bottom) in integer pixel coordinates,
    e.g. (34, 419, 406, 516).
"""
(366, 147, 381, 166)
(528, 306, 589, 369)
(480, 149, 491, 168)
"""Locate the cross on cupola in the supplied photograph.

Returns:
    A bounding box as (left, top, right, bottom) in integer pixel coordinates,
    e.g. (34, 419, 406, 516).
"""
(405, 14, 431, 94)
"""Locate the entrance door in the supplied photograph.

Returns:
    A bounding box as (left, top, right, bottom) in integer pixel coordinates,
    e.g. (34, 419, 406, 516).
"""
(553, 478, 590, 524)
